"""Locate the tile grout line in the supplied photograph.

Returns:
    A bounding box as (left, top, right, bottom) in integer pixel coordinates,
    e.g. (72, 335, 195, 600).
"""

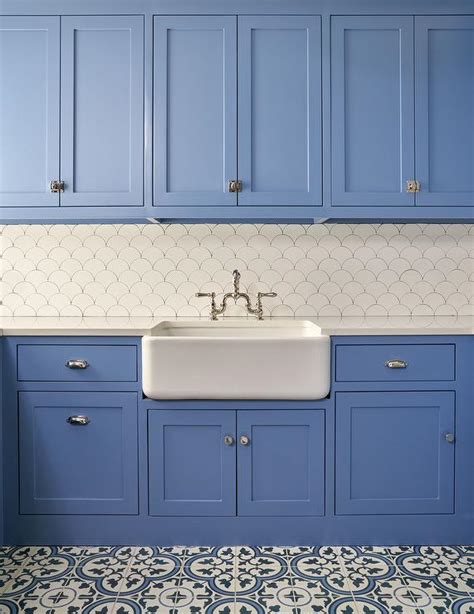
(336, 551, 363, 614)
(111, 547, 138, 614)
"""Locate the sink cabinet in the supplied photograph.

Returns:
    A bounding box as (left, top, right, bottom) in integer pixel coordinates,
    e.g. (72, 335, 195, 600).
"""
(148, 409, 325, 517)
(1, 334, 472, 545)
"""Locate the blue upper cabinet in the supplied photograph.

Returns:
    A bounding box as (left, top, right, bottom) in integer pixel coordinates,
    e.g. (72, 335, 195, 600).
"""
(61, 16, 144, 207)
(0, 17, 60, 208)
(153, 16, 237, 207)
(415, 16, 474, 207)
(238, 16, 322, 206)
(331, 16, 415, 207)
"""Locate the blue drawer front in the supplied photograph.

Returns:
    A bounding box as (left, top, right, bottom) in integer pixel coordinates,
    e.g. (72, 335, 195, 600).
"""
(17, 344, 137, 382)
(19, 391, 138, 514)
(335, 343, 455, 382)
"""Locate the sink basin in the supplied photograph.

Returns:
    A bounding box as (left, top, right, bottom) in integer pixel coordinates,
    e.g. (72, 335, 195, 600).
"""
(142, 320, 330, 400)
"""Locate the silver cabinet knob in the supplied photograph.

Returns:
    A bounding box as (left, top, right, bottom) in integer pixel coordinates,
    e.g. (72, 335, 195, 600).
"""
(49, 179, 65, 193)
(67, 415, 90, 426)
(240, 435, 250, 446)
(385, 359, 407, 369)
(444, 432, 455, 444)
(65, 359, 89, 369)
(228, 179, 242, 193)
(224, 435, 234, 446)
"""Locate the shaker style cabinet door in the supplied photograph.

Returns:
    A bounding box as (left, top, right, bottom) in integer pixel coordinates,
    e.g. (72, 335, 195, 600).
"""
(415, 16, 474, 207)
(238, 16, 322, 206)
(0, 17, 60, 208)
(148, 410, 236, 516)
(153, 16, 237, 206)
(19, 391, 138, 515)
(331, 16, 415, 207)
(335, 391, 455, 515)
(60, 16, 144, 207)
(237, 410, 325, 516)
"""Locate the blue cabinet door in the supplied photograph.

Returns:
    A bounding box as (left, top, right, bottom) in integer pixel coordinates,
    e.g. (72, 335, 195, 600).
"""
(0, 17, 59, 208)
(415, 16, 474, 207)
(237, 410, 325, 516)
(148, 410, 236, 516)
(153, 16, 237, 207)
(60, 16, 144, 207)
(19, 391, 138, 514)
(238, 16, 322, 206)
(331, 16, 415, 207)
(336, 391, 455, 515)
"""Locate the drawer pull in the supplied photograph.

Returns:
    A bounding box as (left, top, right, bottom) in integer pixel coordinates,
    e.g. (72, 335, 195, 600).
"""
(67, 415, 90, 426)
(385, 359, 407, 369)
(65, 359, 89, 369)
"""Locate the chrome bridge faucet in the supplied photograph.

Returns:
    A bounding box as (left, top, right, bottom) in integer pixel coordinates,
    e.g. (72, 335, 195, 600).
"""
(196, 269, 277, 321)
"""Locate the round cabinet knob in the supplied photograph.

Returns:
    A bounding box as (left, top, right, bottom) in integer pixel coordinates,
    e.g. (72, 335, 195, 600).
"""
(223, 435, 234, 446)
(240, 435, 250, 446)
(444, 432, 455, 444)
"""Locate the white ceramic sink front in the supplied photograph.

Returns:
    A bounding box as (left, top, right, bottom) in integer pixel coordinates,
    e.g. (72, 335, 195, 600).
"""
(142, 320, 330, 400)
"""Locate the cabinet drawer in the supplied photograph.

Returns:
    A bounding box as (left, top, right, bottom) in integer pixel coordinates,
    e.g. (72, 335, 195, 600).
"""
(335, 343, 455, 382)
(19, 391, 138, 514)
(17, 344, 137, 382)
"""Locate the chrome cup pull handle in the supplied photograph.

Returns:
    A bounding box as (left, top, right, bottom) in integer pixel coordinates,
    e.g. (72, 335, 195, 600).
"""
(385, 359, 407, 369)
(65, 359, 89, 369)
(67, 415, 90, 426)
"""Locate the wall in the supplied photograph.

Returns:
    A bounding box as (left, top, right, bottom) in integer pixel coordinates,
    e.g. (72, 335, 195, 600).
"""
(0, 223, 472, 318)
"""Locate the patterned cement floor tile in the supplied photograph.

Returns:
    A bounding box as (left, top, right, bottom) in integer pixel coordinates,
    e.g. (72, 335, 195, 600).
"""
(7, 575, 121, 613)
(239, 575, 358, 614)
(115, 574, 236, 613)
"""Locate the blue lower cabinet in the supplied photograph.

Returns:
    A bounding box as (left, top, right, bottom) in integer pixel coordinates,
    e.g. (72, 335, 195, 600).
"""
(148, 410, 237, 516)
(237, 410, 325, 516)
(335, 391, 455, 515)
(19, 391, 138, 515)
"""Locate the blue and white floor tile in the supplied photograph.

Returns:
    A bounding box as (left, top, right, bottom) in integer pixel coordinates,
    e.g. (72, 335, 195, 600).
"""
(0, 545, 473, 613)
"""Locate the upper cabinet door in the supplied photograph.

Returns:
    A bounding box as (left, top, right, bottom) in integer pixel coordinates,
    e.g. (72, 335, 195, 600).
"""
(60, 16, 144, 207)
(0, 17, 59, 208)
(238, 16, 322, 206)
(331, 16, 415, 207)
(154, 16, 237, 206)
(415, 16, 474, 207)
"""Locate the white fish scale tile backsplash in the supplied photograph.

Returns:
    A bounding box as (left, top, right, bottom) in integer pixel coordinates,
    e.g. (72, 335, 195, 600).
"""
(0, 223, 472, 318)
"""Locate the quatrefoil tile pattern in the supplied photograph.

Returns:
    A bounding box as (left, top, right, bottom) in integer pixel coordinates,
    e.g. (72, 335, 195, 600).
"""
(0, 223, 472, 318)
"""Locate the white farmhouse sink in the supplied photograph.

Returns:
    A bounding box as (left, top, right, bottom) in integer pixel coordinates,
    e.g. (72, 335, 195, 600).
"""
(142, 320, 330, 400)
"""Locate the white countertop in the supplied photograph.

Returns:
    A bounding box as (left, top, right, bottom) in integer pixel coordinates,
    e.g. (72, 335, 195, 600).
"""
(0, 315, 472, 336)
